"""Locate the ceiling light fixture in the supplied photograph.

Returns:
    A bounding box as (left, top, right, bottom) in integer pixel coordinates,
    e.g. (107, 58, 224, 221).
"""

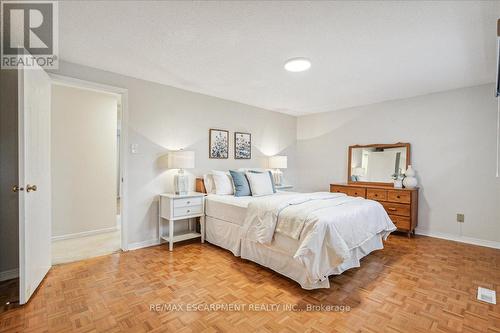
(284, 57, 311, 72)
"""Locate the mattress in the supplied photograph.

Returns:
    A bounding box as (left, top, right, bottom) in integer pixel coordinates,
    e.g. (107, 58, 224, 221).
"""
(205, 192, 293, 226)
(204, 193, 300, 255)
(205, 194, 252, 226)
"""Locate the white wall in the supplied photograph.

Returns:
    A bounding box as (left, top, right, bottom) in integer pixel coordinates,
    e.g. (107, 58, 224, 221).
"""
(297, 84, 500, 244)
(50, 61, 499, 247)
(49, 61, 297, 247)
(51, 84, 118, 237)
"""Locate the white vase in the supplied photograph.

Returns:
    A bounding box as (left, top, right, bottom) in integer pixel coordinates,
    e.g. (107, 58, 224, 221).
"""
(403, 165, 418, 189)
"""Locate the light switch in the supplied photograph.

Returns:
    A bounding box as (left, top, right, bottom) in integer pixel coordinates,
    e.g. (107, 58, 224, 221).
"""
(130, 143, 139, 154)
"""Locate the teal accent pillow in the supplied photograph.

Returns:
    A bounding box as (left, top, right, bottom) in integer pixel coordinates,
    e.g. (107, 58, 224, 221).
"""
(248, 170, 276, 193)
(229, 170, 251, 197)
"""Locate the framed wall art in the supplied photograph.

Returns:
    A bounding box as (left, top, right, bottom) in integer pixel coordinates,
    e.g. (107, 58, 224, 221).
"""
(234, 132, 251, 159)
(209, 129, 229, 159)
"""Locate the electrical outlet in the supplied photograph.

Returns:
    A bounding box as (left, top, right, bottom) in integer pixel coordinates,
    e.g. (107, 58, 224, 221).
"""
(457, 213, 465, 223)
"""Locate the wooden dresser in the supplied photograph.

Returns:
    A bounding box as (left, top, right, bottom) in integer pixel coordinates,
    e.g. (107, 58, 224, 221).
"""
(330, 183, 418, 237)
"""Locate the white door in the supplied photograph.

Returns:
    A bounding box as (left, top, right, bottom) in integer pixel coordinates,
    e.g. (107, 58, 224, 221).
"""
(18, 62, 52, 304)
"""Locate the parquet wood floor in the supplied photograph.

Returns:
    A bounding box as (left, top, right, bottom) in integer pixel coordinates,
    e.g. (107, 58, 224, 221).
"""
(0, 279, 19, 314)
(1, 235, 499, 333)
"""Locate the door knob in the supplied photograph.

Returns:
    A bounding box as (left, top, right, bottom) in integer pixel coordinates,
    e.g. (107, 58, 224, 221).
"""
(12, 185, 24, 192)
(26, 184, 37, 192)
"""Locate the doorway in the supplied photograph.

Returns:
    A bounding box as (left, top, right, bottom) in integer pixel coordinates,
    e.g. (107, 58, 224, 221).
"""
(1, 67, 129, 308)
(49, 76, 128, 264)
(0, 68, 21, 312)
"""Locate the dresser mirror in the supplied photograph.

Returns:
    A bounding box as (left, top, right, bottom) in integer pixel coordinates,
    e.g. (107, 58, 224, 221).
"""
(348, 143, 410, 186)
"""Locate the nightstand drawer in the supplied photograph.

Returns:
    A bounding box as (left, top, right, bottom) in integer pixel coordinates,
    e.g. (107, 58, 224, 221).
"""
(174, 197, 203, 208)
(173, 205, 202, 218)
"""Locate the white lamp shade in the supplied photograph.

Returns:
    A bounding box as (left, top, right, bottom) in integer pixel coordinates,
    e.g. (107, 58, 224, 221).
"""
(168, 150, 195, 169)
(269, 155, 287, 169)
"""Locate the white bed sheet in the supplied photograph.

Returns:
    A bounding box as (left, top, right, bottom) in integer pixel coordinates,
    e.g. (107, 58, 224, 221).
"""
(205, 192, 291, 226)
(205, 216, 242, 256)
(243, 192, 395, 285)
(240, 233, 385, 289)
(204, 193, 301, 257)
(203, 192, 393, 289)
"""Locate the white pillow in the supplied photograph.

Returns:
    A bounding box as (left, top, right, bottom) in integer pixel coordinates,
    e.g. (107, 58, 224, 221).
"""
(211, 170, 234, 195)
(246, 172, 274, 197)
(202, 173, 216, 194)
(238, 168, 267, 173)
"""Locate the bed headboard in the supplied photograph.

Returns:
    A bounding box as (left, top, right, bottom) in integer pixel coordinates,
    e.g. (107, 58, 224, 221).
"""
(196, 178, 207, 194)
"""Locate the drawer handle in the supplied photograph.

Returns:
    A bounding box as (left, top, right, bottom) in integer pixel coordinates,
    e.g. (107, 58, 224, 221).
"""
(396, 195, 401, 199)
(374, 194, 378, 197)
(388, 208, 397, 211)
(187, 201, 191, 204)
(187, 209, 191, 213)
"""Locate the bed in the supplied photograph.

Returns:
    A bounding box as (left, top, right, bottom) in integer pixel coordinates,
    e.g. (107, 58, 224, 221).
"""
(198, 178, 396, 290)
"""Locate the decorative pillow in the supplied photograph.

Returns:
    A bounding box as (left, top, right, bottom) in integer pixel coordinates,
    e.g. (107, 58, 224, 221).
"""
(238, 168, 268, 174)
(211, 170, 234, 195)
(246, 172, 274, 197)
(202, 173, 216, 194)
(229, 170, 251, 197)
(248, 170, 276, 193)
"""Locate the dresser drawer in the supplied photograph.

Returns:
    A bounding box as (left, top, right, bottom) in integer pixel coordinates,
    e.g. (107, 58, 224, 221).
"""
(387, 190, 411, 204)
(366, 188, 387, 201)
(330, 185, 349, 194)
(346, 188, 366, 198)
(330, 185, 365, 197)
(381, 202, 410, 217)
(173, 205, 203, 218)
(174, 197, 203, 208)
(389, 215, 411, 230)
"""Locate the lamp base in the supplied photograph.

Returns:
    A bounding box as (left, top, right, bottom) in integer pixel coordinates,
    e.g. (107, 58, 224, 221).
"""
(174, 170, 189, 195)
(273, 169, 283, 186)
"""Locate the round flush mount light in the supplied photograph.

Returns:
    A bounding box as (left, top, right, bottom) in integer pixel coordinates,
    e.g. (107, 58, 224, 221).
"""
(284, 57, 311, 72)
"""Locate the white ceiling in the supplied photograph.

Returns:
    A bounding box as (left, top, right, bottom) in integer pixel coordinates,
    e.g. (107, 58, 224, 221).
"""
(59, 1, 500, 116)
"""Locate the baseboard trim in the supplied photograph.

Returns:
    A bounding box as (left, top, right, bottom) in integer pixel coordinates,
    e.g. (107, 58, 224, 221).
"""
(0, 268, 19, 282)
(127, 239, 160, 251)
(52, 226, 119, 242)
(415, 229, 500, 249)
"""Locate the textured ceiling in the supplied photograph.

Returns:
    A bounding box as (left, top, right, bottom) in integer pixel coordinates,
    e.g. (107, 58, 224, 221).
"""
(59, 1, 500, 115)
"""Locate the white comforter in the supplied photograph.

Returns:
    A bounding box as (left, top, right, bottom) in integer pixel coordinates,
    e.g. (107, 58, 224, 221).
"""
(242, 192, 396, 284)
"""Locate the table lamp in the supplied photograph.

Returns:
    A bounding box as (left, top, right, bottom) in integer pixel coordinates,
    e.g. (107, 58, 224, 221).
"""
(168, 150, 195, 195)
(269, 155, 287, 186)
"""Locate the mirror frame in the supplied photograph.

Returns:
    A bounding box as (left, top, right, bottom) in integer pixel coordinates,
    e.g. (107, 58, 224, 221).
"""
(347, 142, 411, 187)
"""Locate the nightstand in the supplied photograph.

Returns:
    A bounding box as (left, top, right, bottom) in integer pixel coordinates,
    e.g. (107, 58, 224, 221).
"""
(275, 185, 294, 191)
(158, 192, 206, 251)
